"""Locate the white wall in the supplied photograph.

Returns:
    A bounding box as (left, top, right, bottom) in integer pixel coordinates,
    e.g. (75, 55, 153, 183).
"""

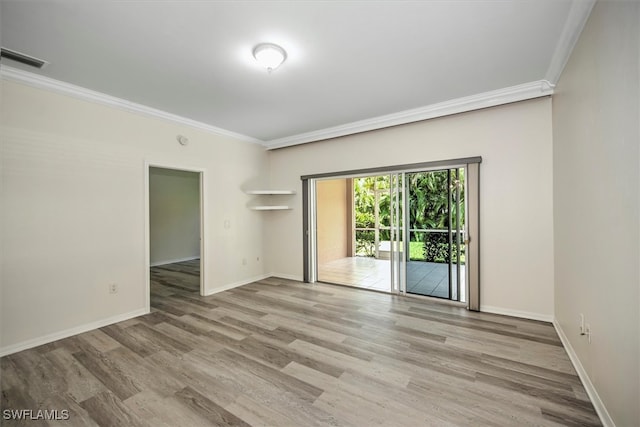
(267, 97, 555, 320)
(0, 80, 269, 354)
(149, 167, 200, 266)
(552, 1, 640, 425)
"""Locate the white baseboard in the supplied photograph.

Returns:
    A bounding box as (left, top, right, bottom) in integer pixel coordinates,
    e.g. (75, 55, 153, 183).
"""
(0, 271, 276, 356)
(202, 273, 304, 296)
(553, 320, 615, 427)
(480, 305, 554, 323)
(0, 270, 284, 355)
(203, 273, 272, 296)
(150, 256, 200, 267)
(269, 273, 304, 282)
(0, 308, 149, 357)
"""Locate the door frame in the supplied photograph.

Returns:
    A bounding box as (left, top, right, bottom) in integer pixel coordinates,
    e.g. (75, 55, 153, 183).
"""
(302, 156, 481, 311)
(144, 161, 207, 313)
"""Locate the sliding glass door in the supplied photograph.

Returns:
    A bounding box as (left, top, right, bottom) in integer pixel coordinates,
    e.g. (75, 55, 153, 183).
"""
(303, 157, 480, 310)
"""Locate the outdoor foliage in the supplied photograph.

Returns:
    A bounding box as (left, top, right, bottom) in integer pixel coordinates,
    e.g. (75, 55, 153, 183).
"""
(408, 170, 465, 263)
(354, 170, 465, 263)
(355, 230, 375, 257)
(419, 232, 464, 263)
(354, 176, 390, 256)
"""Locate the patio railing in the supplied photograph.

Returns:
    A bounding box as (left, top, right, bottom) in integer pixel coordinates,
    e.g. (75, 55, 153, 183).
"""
(355, 227, 466, 263)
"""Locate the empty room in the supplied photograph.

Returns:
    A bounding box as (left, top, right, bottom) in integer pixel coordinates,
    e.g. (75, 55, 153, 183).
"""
(1, 1, 638, 426)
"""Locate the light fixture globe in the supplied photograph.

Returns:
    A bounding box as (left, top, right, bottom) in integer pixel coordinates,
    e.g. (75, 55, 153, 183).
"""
(253, 43, 287, 72)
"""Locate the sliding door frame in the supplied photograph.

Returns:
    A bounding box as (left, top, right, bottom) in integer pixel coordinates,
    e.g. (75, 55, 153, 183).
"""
(302, 178, 317, 283)
(302, 156, 482, 311)
(466, 162, 480, 311)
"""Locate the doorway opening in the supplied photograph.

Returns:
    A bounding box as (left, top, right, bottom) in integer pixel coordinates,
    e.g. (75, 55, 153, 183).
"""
(145, 165, 205, 312)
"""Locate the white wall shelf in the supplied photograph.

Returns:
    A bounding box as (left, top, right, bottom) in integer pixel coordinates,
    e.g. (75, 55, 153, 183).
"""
(250, 206, 291, 211)
(245, 189, 295, 211)
(245, 190, 296, 195)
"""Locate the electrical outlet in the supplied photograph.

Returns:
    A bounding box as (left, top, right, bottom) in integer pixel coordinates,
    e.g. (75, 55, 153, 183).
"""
(109, 283, 118, 294)
(579, 313, 585, 335)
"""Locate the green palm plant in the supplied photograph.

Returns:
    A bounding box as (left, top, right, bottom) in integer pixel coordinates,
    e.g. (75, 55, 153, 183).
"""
(352, 171, 465, 262)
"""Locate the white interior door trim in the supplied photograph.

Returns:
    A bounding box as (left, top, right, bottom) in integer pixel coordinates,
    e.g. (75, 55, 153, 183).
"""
(144, 161, 207, 313)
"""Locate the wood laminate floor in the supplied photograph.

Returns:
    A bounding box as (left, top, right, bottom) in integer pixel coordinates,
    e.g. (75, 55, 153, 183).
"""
(1, 261, 601, 426)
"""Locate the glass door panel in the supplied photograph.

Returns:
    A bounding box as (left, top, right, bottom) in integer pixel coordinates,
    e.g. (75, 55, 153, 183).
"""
(404, 168, 466, 301)
(406, 170, 450, 298)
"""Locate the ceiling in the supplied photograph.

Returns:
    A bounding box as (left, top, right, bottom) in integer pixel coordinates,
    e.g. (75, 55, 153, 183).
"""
(1, 1, 593, 149)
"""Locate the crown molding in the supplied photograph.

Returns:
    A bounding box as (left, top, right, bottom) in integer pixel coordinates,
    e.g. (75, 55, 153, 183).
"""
(264, 80, 555, 150)
(1, 65, 556, 151)
(0, 65, 264, 145)
(545, 0, 596, 84)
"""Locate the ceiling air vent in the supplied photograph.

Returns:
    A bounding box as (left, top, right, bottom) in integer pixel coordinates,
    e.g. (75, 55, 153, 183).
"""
(1, 47, 48, 69)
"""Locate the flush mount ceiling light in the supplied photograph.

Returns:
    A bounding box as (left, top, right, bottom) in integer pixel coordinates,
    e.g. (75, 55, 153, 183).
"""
(253, 43, 287, 73)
